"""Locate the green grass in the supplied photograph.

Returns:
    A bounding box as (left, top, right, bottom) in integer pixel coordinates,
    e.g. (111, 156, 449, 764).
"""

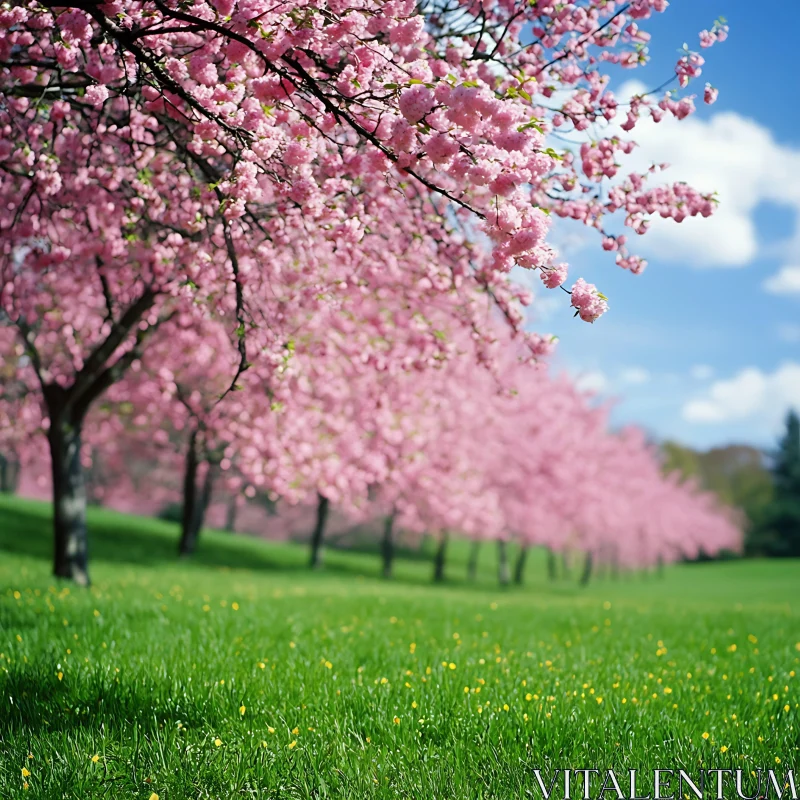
(1, 494, 799, 799)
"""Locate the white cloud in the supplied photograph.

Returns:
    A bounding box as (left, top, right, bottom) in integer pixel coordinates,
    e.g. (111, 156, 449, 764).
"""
(683, 362, 800, 426)
(587, 81, 800, 269)
(548, 218, 596, 259)
(778, 323, 800, 343)
(531, 292, 563, 323)
(620, 367, 650, 385)
(690, 364, 714, 381)
(764, 265, 800, 295)
(575, 370, 609, 395)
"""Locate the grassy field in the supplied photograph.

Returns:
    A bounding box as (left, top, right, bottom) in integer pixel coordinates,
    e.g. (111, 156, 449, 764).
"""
(1, 494, 798, 799)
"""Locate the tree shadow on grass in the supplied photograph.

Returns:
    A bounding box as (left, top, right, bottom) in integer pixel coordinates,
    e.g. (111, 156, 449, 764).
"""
(0, 497, 310, 575)
(0, 496, 435, 585)
(0, 496, 579, 597)
(2, 662, 215, 739)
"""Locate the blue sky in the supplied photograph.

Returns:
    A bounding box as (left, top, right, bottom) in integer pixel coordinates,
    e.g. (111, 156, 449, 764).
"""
(529, 0, 800, 450)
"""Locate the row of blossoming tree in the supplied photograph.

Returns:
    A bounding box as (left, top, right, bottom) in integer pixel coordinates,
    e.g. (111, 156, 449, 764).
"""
(1, 308, 742, 584)
(1, 0, 735, 585)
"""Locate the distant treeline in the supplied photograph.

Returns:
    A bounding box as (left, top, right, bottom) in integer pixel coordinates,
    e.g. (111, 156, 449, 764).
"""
(661, 410, 800, 558)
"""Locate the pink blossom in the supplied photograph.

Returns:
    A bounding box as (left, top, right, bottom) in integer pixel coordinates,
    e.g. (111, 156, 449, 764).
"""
(84, 84, 109, 108)
(540, 265, 567, 289)
(570, 278, 609, 323)
(398, 84, 434, 123)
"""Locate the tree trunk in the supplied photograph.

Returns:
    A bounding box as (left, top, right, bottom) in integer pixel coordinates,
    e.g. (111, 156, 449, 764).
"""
(467, 540, 481, 582)
(579, 551, 594, 587)
(381, 511, 396, 579)
(0, 452, 20, 494)
(309, 493, 329, 569)
(547, 548, 558, 581)
(497, 540, 510, 586)
(49, 417, 90, 586)
(561, 551, 571, 580)
(179, 429, 200, 557)
(433, 530, 449, 583)
(514, 545, 528, 585)
(191, 461, 215, 539)
(225, 495, 237, 533)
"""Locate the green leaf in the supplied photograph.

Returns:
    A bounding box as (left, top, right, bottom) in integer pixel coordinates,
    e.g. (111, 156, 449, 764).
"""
(517, 120, 544, 134)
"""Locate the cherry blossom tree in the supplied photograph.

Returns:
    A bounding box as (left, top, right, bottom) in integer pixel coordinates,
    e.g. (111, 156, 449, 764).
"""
(1, 0, 727, 583)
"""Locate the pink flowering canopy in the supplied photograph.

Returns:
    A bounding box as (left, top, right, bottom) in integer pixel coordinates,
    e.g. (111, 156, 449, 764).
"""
(59, 314, 741, 567)
(0, 0, 732, 582)
(2, 0, 726, 350)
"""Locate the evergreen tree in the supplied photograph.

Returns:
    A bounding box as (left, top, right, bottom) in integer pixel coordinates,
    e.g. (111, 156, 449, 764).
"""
(761, 410, 800, 557)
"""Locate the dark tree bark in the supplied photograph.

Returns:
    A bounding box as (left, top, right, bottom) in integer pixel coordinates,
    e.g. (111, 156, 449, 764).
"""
(467, 540, 481, 582)
(497, 539, 510, 586)
(513, 545, 528, 585)
(547, 548, 558, 581)
(178, 429, 200, 557)
(309, 493, 329, 569)
(579, 551, 594, 587)
(0, 452, 20, 494)
(194, 460, 215, 533)
(179, 428, 217, 557)
(381, 510, 396, 579)
(224, 494, 237, 533)
(432, 530, 449, 583)
(49, 413, 90, 586)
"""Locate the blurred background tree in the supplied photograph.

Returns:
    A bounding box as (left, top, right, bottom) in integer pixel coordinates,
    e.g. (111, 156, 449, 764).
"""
(661, 441, 774, 556)
(661, 409, 800, 557)
(756, 410, 800, 557)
